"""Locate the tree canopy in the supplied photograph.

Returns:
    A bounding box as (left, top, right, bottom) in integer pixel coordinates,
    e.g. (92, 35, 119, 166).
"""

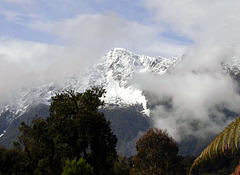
(132, 128, 185, 175)
(61, 157, 94, 175)
(17, 87, 117, 175)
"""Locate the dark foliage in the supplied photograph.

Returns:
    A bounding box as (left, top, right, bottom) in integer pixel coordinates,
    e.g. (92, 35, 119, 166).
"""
(0, 145, 30, 175)
(181, 150, 240, 174)
(132, 128, 185, 175)
(0, 103, 150, 158)
(113, 156, 132, 175)
(61, 157, 94, 175)
(15, 87, 117, 175)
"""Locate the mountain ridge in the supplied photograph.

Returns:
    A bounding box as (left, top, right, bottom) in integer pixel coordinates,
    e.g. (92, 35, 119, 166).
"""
(0, 48, 181, 126)
(1, 48, 240, 156)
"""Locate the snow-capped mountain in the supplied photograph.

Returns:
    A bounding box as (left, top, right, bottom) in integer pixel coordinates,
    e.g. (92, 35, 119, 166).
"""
(0, 48, 181, 125)
(222, 56, 240, 76)
(2, 48, 240, 156)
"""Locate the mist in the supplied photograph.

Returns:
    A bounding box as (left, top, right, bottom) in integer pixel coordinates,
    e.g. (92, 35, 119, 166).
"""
(1, 1, 240, 142)
(135, 45, 240, 141)
(134, 0, 240, 141)
(0, 12, 185, 105)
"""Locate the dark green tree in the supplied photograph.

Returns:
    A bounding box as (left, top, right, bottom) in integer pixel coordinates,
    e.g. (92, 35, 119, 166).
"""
(61, 157, 93, 175)
(18, 118, 61, 174)
(0, 146, 29, 175)
(132, 128, 185, 175)
(17, 87, 117, 175)
(113, 156, 132, 175)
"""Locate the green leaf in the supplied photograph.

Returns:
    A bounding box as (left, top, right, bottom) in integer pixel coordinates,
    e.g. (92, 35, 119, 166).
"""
(189, 116, 240, 175)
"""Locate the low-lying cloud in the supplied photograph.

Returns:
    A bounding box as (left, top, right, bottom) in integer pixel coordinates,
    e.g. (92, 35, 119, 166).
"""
(1, 0, 240, 143)
(135, 0, 240, 141)
(135, 45, 240, 141)
(0, 12, 186, 105)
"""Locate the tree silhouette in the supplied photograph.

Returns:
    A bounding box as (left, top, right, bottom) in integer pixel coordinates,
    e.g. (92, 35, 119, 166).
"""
(18, 87, 117, 175)
(132, 128, 185, 175)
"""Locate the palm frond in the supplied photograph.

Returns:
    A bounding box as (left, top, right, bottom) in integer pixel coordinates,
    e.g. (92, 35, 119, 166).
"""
(189, 116, 240, 175)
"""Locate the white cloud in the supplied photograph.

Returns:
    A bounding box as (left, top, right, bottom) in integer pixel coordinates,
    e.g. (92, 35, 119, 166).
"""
(0, 37, 93, 104)
(144, 0, 240, 45)
(30, 12, 186, 57)
(0, 12, 185, 98)
(135, 44, 240, 141)
(3, 0, 240, 143)
(127, 0, 240, 141)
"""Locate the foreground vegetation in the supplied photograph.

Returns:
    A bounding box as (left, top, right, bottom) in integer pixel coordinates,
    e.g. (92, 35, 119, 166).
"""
(190, 116, 240, 175)
(0, 87, 240, 174)
(1, 88, 117, 175)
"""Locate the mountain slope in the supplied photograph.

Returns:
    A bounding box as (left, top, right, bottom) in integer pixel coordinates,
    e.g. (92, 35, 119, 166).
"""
(1, 48, 240, 157)
(0, 48, 180, 156)
(0, 48, 181, 127)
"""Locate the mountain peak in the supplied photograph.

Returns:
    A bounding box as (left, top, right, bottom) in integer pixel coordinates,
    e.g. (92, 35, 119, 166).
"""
(0, 48, 182, 124)
(101, 48, 141, 67)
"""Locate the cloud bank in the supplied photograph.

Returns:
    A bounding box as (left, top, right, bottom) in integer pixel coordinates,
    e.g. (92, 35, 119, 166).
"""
(1, 0, 240, 143)
(136, 46, 240, 141)
(133, 0, 240, 141)
(144, 0, 240, 45)
(0, 11, 186, 106)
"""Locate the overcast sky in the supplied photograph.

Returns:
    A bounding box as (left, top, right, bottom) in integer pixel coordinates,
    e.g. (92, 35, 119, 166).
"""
(2, 0, 240, 140)
(0, 0, 189, 56)
(1, 0, 240, 62)
(0, 0, 190, 95)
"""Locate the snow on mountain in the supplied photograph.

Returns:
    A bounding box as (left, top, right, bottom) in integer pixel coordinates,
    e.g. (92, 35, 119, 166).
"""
(222, 56, 240, 76)
(0, 48, 181, 125)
